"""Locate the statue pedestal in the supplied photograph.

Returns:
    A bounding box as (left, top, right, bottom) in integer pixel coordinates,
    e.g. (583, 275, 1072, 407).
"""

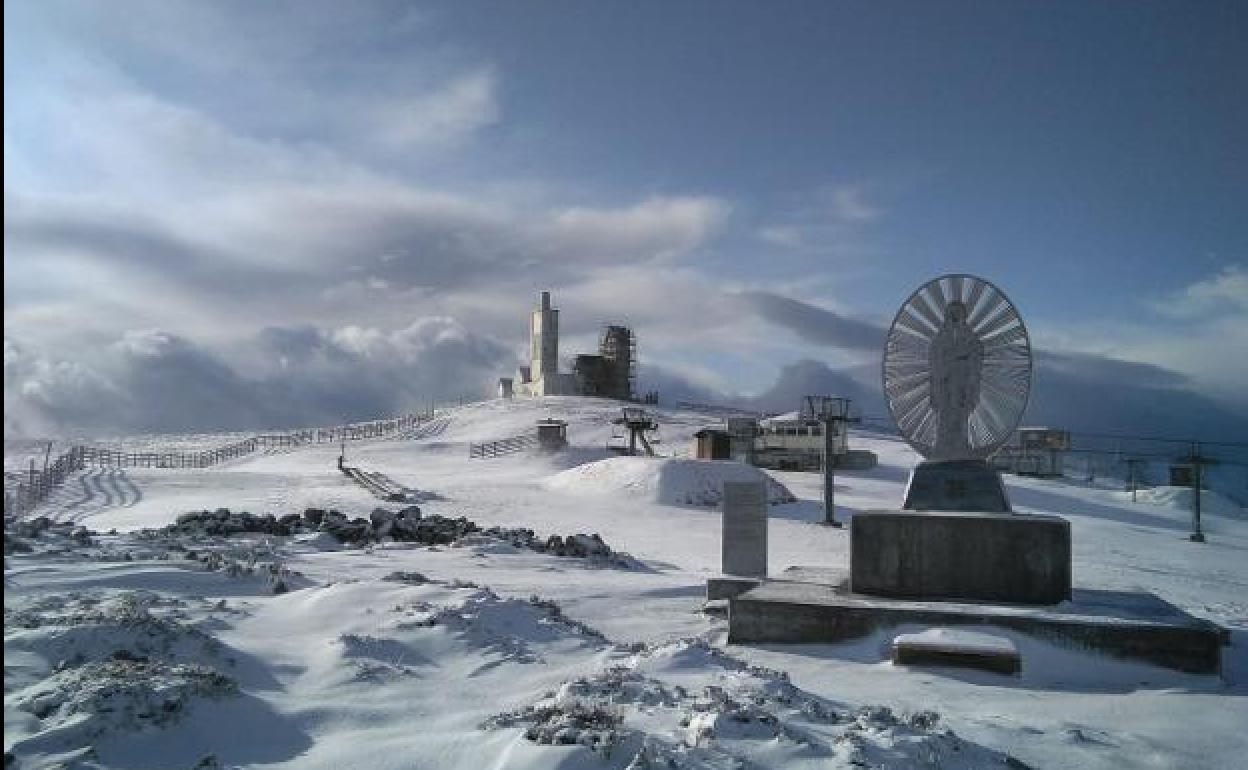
(850, 510, 1071, 605)
(902, 459, 1011, 513)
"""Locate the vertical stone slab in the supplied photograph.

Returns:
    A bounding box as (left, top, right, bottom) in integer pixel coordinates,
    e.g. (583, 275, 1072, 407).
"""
(722, 481, 768, 577)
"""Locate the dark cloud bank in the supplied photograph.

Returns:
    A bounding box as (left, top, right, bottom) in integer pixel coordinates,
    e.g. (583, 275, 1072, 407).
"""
(646, 294, 1248, 444)
(5, 293, 1246, 445)
(4, 319, 511, 437)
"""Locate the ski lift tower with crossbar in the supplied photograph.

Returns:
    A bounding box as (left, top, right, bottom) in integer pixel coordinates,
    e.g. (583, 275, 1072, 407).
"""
(804, 395, 856, 527)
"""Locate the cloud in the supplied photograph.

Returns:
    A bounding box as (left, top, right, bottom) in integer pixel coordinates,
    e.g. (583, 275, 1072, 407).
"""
(545, 196, 730, 263)
(826, 186, 881, 223)
(373, 68, 500, 149)
(1039, 265, 1248, 409)
(648, 287, 1248, 443)
(757, 225, 805, 249)
(1152, 264, 1247, 320)
(736, 291, 885, 352)
(1032, 349, 1188, 390)
(4, 319, 512, 437)
(754, 183, 883, 252)
(5, 183, 732, 349)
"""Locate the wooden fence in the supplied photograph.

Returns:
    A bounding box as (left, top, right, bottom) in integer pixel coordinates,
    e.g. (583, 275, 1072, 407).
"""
(469, 432, 538, 459)
(4, 446, 88, 519)
(4, 412, 434, 518)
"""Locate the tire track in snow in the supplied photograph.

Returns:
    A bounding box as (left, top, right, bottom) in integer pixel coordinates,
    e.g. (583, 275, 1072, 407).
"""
(100, 469, 130, 509)
(91, 467, 115, 511)
(60, 468, 100, 516)
(114, 470, 141, 507)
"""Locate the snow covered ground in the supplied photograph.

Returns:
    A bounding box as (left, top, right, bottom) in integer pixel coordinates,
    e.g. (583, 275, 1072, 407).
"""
(5, 396, 1247, 769)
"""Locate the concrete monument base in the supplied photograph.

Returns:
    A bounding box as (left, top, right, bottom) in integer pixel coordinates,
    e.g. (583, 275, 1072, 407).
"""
(728, 567, 1226, 674)
(902, 459, 1011, 512)
(706, 575, 763, 601)
(851, 509, 1071, 605)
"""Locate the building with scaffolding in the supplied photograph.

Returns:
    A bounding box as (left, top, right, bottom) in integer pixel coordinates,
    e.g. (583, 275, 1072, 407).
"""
(506, 291, 638, 401)
(573, 325, 636, 401)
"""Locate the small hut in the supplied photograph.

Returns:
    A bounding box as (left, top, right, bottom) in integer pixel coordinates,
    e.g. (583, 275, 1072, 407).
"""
(694, 428, 732, 460)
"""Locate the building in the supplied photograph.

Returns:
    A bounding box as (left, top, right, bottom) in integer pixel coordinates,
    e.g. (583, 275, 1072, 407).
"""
(536, 419, 569, 451)
(724, 417, 760, 462)
(694, 428, 732, 460)
(752, 416, 829, 471)
(992, 427, 1070, 477)
(690, 407, 876, 472)
(506, 291, 638, 401)
(572, 325, 635, 401)
(513, 292, 579, 396)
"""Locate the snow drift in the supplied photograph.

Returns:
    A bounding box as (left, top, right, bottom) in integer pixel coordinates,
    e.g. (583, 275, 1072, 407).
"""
(545, 456, 796, 507)
(1114, 485, 1245, 518)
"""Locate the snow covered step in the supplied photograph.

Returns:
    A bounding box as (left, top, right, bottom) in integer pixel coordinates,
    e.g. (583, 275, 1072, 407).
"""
(892, 628, 1021, 675)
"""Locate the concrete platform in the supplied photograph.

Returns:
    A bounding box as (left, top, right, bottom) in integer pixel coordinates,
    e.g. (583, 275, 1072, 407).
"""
(706, 575, 763, 601)
(728, 567, 1226, 674)
(851, 509, 1071, 604)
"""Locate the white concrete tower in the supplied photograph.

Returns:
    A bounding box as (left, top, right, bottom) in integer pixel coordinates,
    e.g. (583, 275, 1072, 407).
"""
(530, 291, 559, 384)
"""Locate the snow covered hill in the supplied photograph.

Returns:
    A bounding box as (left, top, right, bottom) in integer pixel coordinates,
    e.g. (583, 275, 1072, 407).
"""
(546, 456, 797, 507)
(5, 396, 1248, 769)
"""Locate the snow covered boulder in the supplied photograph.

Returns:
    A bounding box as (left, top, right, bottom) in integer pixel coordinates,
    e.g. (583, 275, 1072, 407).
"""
(545, 456, 796, 507)
(545, 533, 613, 560)
(165, 509, 290, 537)
(385, 506, 425, 541)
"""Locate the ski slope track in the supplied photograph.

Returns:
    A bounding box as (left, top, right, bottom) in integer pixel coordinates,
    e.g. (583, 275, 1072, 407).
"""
(5, 396, 1247, 769)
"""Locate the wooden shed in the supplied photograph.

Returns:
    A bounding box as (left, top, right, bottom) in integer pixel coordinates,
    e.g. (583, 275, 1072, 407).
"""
(694, 428, 732, 460)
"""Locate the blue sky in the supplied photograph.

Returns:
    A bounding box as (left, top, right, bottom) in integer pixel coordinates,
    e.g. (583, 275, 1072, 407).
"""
(4, 1, 1246, 438)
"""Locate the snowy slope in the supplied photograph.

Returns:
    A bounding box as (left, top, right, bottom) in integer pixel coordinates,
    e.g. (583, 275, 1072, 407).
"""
(546, 456, 797, 506)
(5, 396, 1248, 769)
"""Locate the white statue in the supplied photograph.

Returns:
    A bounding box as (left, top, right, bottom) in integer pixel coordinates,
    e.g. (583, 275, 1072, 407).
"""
(884, 274, 1030, 463)
(928, 300, 983, 460)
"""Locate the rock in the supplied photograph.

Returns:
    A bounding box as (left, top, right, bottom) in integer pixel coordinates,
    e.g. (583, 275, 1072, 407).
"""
(369, 508, 396, 538)
(14, 516, 52, 538)
(302, 508, 326, 527)
(164, 509, 291, 537)
(565, 534, 611, 559)
(4, 533, 33, 555)
(321, 515, 372, 545)
(382, 571, 429, 584)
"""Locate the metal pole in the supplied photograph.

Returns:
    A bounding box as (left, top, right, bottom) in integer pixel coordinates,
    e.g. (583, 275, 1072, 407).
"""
(1190, 442, 1205, 543)
(823, 417, 841, 527)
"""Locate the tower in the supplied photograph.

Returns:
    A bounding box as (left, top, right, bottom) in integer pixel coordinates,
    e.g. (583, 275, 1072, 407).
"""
(530, 291, 559, 383)
(599, 325, 635, 401)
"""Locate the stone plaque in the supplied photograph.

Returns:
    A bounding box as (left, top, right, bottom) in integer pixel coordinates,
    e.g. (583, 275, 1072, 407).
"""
(722, 481, 767, 577)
